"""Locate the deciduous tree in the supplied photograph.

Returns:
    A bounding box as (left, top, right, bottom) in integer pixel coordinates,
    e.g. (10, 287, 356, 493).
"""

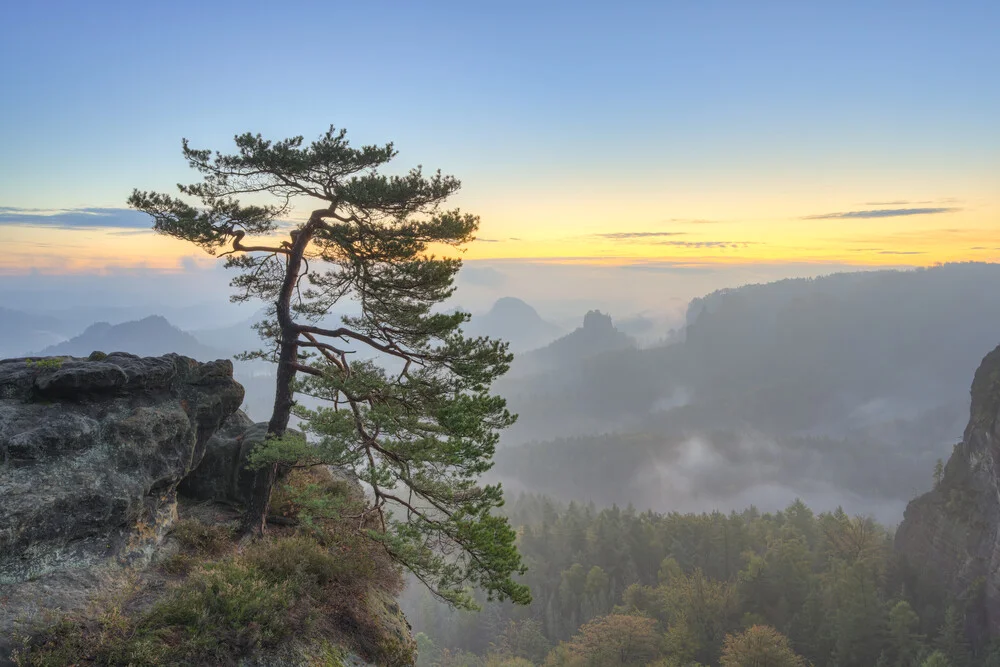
(720, 625, 806, 667)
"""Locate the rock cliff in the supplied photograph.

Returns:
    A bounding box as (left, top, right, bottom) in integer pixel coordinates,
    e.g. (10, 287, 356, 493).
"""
(0, 352, 415, 666)
(0, 352, 244, 583)
(895, 343, 1000, 638)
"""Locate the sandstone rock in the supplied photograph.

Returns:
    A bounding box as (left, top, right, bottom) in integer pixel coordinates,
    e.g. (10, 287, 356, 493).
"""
(0, 352, 417, 666)
(0, 352, 244, 584)
(179, 409, 313, 505)
(178, 408, 260, 503)
(895, 343, 1000, 642)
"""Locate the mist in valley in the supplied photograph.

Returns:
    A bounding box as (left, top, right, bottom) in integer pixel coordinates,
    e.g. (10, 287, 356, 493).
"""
(5, 261, 998, 526)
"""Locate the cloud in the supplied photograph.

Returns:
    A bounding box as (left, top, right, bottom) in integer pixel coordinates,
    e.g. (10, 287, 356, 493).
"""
(476, 237, 502, 243)
(618, 262, 720, 274)
(878, 250, 925, 255)
(654, 240, 757, 248)
(667, 218, 721, 225)
(0, 207, 150, 229)
(595, 231, 687, 239)
(803, 207, 960, 220)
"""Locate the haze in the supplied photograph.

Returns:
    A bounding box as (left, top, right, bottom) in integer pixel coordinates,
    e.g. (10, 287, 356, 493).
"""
(3, 1, 999, 523)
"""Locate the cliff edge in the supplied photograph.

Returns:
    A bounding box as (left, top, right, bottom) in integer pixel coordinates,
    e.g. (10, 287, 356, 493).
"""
(895, 343, 1000, 639)
(1, 353, 415, 666)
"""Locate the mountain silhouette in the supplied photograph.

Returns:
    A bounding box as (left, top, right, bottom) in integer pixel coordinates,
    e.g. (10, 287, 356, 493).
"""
(463, 297, 564, 352)
(37, 315, 224, 361)
(518, 309, 634, 370)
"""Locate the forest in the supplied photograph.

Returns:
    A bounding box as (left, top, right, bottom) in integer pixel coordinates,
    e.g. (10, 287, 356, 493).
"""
(407, 495, 979, 666)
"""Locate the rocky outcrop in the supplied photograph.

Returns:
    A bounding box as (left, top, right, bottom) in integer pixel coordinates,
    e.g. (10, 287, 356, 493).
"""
(178, 409, 306, 505)
(0, 352, 417, 666)
(895, 343, 1000, 638)
(0, 352, 243, 583)
(178, 408, 260, 503)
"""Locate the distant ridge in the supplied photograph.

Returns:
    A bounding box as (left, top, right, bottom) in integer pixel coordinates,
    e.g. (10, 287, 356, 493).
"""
(464, 297, 564, 352)
(37, 315, 224, 361)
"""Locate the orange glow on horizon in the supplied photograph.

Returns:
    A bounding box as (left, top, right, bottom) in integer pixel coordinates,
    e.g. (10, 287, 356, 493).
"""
(2, 196, 997, 275)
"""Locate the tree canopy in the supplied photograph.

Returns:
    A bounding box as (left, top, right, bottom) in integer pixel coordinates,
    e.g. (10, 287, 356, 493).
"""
(129, 126, 528, 608)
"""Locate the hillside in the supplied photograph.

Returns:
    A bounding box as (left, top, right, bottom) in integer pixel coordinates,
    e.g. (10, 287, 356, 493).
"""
(37, 315, 224, 361)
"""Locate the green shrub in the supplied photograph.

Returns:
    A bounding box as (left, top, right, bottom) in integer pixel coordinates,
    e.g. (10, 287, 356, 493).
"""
(141, 560, 298, 661)
(17, 490, 408, 665)
(169, 518, 233, 557)
(24, 358, 63, 371)
(244, 535, 344, 592)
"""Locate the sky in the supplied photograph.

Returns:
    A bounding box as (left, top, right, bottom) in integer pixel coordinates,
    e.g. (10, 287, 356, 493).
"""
(1, 1, 998, 318)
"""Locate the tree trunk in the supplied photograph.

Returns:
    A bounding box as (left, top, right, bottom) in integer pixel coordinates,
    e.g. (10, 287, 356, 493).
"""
(240, 221, 316, 536)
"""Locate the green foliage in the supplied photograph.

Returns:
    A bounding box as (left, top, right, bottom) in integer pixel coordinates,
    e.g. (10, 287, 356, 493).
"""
(412, 495, 972, 667)
(14, 559, 298, 666)
(416, 631, 441, 666)
(242, 535, 345, 592)
(493, 619, 551, 664)
(244, 431, 312, 469)
(24, 357, 63, 371)
(563, 614, 660, 665)
(921, 651, 952, 667)
(87, 350, 108, 361)
(130, 125, 527, 609)
(145, 559, 299, 659)
(719, 625, 806, 667)
(935, 605, 970, 667)
(292, 349, 527, 608)
(887, 600, 925, 667)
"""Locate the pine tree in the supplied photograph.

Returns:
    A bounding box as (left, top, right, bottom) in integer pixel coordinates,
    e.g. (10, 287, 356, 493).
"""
(130, 126, 528, 607)
(936, 605, 970, 667)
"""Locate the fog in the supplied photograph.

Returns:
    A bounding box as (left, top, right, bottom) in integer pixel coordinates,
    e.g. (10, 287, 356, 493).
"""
(3, 260, 999, 524)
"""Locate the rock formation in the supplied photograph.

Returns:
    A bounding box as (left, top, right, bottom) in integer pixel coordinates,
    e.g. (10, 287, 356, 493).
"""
(177, 407, 260, 504)
(0, 352, 244, 582)
(895, 343, 1000, 640)
(0, 353, 243, 652)
(0, 352, 415, 666)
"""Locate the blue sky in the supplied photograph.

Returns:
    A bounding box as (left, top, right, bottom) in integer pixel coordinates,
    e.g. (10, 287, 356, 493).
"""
(0, 1, 997, 276)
